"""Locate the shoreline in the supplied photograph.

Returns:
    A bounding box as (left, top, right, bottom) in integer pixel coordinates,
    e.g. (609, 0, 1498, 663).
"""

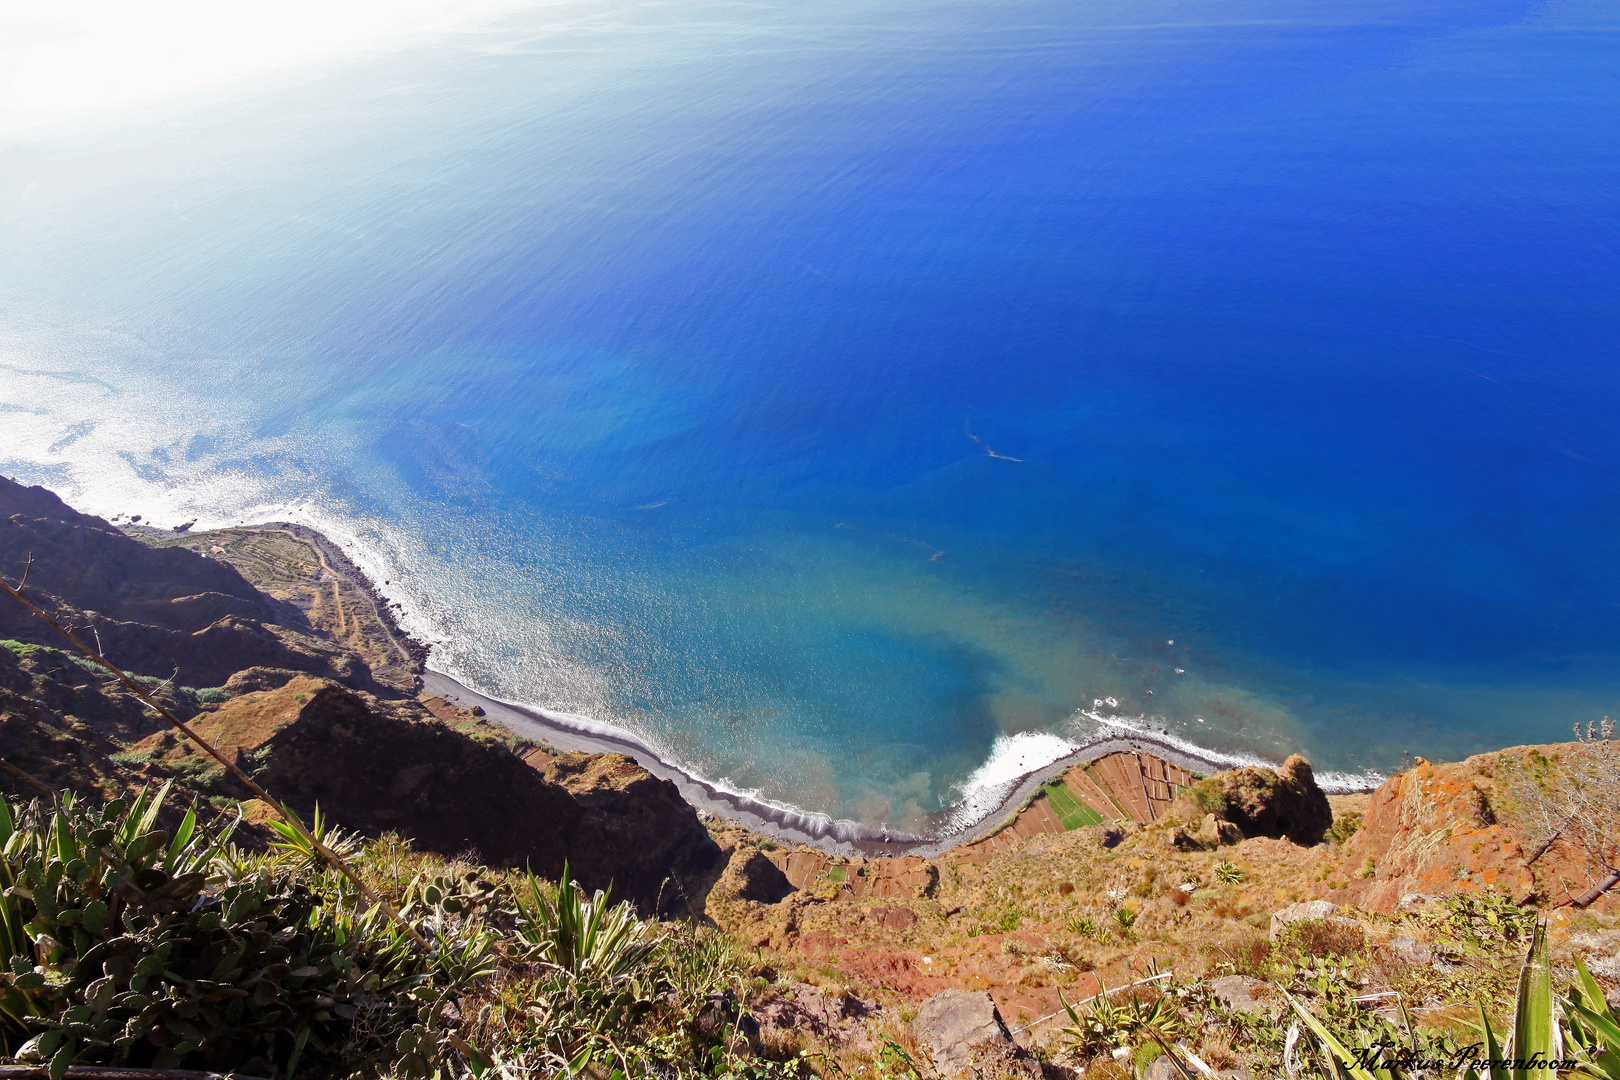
(423, 668, 1291, 858)
(147, 514, 1373, 858)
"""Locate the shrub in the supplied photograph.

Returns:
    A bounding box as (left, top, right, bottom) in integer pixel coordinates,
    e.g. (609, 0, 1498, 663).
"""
(0, 785, 436, 1078)
(0, 784, 788, 1080)
(1285, 921, 1620, 1080)
(1275, 918, 1365, 958)
(1205, 933, 1270, 978)
(1323, 811, 1362, 847)
(1176, 778, 1228, 819)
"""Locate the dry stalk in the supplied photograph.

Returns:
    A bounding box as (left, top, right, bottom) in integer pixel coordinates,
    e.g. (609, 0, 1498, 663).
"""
(1508, 740, 1620, 908)
(0, 571, 429, 948)
(0, 757, 55, 796)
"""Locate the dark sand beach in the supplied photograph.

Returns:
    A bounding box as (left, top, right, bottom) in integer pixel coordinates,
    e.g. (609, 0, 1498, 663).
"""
(422, 668, 1251, 858)
(146, 516, 1330, 858)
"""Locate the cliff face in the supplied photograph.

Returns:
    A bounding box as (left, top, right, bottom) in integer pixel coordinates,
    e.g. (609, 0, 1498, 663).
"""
(128, 678, 720, 914)
(0, 477, 720, 916)
(1339, 748, 1618, 914)
(0, 478, 370, 690)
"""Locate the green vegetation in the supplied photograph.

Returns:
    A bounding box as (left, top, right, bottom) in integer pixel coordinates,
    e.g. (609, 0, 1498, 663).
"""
(1324, 810, 1363, 847)
(0, 639, 45, 658)
(1041, 890, 1583, 1077)
(0, 784, 805, 1080)
(1057, 972, 1183, 1064)
(1278, 921, 1620, 1080)
(1042, 779, 1104, 830)
(1177, 777, 1228, 818)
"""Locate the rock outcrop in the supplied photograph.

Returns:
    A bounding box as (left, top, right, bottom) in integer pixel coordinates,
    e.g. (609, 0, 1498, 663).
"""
(0, 480, 280, 635)
(1326, 747, 1620, 914)
(912, 989, 1041, 1080)
(0, 478, 375, 691)
(131, 677, 721, 915)
(1209, 975, 1275, 1015)
(1333, 749, 1620, 913)
(756, 983, 886, 1057)
(714, 847, 797, 904)
(1173, 754, 1332, 845)
(2, 478, 726, 918)
(1268, 899, 1358, 940)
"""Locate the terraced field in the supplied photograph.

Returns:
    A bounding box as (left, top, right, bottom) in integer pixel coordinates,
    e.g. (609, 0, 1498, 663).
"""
(1041, 777, 1105, 829)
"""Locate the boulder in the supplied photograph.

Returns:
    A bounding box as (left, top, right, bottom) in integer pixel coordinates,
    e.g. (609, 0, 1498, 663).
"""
(1165, 825, 1198, 850)
(1269, 900, 1358, 941)
(1143, 1058, 1180, 1080)
(1168, 755, 1331, 845)
(1566, 930, 1620, 982)
(912, 990, 1040, 1080)
(1198, 812, 1244, 847)
(692, 990, 761, 1051)
(757, 983, 884, 1057)
(1168, 812, 1242, 850)
(1146, 1054, 1253, 1080)
(1220, 756, 1332, 845)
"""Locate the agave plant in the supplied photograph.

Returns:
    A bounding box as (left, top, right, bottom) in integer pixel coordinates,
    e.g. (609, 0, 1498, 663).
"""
(0, 785, 431, 1079)
(511, 867, 668, 1076)
(1281, 918, 1620, 1080)
(1057, 977, 1183, 1060)
(515, 864, 661, 982)
(1562, 955, 1620, 1079)
(265, 801, 363, 874)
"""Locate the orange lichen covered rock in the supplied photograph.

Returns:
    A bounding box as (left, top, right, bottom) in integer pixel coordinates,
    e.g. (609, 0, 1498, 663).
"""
(1342, 756, 1534, 913)
(1340, 747, 1620, 914)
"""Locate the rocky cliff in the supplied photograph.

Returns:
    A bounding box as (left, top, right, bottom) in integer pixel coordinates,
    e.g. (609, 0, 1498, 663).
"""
(1339, 746, 1619, 914)
(0, 477, 720, 914)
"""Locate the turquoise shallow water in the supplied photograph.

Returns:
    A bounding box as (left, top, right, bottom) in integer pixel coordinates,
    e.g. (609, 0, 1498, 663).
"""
(2, 0, 1618, 832)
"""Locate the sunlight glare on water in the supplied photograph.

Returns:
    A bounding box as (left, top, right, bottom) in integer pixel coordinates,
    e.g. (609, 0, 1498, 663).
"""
(1, 0, 1617, 832)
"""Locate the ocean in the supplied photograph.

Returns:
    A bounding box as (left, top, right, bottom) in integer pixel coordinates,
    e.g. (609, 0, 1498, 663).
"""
(2, 0, 1617, 837)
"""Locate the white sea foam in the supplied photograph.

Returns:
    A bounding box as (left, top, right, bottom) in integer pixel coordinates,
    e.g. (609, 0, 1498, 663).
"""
(1075, 708, 1385, 792)
(1313, 770, 1386, 794)
(1076, 708, 1275, 771)
(942, 730, 1082, 833)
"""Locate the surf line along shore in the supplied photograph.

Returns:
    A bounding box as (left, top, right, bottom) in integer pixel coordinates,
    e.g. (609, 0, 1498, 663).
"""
(422, 669, 1250, 859)
(127, 515, 1337, 859)
(128, 513, 1322, 859)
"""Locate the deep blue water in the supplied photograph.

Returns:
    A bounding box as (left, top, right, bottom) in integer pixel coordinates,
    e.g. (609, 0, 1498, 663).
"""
(3, 0, 1618, 830)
